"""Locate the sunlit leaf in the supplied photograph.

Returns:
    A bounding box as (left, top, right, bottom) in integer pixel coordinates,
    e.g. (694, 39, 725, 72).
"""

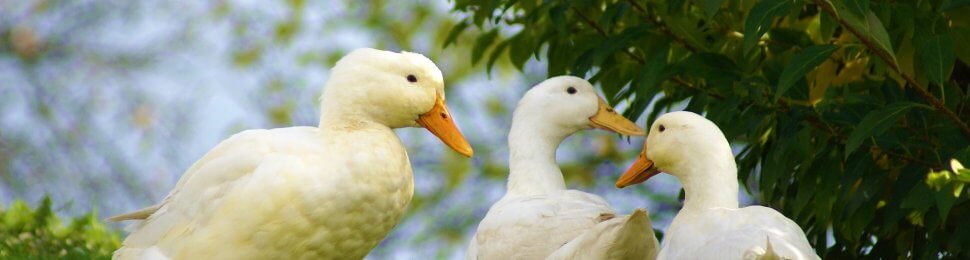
(819, 12, 836, 43)
(776, 44, 838, 100)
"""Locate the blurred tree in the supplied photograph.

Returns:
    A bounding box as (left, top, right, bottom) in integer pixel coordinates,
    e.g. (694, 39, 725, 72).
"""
(454, 0, 970, 258)
(0, 0, 197, 211)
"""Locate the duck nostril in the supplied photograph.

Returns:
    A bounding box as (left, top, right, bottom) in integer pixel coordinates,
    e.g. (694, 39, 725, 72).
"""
(606, 108, 614, 113)
(440, 112, 448, 119)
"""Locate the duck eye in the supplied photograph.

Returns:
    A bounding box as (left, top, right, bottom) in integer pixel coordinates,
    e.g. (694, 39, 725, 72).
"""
(566, 87, 577, 94)
(407, 74, 418, 83)
(659, 125, 666, 132)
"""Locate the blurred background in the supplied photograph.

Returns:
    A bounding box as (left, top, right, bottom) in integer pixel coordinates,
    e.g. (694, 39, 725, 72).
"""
(0, 0, 710, 258)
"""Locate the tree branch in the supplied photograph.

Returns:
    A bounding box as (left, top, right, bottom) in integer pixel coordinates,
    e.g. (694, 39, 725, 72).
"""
(571, 7, 645, 64)
(812, 0, 970, 139)
(626, 0, 699, 53)
(573, 2, 942, 170)
(572, 7, 720, 99)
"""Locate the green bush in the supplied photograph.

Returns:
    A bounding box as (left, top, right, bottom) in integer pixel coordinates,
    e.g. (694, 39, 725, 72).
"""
(1, 197, 120, 259)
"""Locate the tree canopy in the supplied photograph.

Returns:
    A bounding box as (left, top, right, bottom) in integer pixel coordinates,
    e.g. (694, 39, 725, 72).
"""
(452, 0, 970, 258)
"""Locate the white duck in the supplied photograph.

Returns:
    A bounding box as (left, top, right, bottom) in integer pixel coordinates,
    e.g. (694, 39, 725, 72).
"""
(616, 111, 818, 260)
(467, 76, 660, 260)
(109, 48, 473, 259)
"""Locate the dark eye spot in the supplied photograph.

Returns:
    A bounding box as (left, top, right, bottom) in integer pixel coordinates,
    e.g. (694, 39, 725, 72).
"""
(566, 87, 577, 94)
(659, 125, 666, 132)
(407, 74, 418, 83)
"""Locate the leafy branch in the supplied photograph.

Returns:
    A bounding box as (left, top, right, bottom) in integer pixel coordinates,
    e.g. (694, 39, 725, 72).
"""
(572, 3, 944, 171)
(625, 0, 699, 53)
(571, 6, 716, 98)
(812, 0, 970, 139)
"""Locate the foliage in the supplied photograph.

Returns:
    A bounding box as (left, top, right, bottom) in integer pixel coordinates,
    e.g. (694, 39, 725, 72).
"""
(452, 0, 970, 258)
(0, 197, 120, 259)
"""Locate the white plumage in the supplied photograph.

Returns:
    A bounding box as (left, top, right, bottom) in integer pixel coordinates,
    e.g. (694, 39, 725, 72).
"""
(617, 111, 818, 260)
(110, 48, 472, 259)
(468, 76, 657, 259)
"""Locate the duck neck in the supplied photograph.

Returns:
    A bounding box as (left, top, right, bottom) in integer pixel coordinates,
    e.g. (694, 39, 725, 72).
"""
(318, 96, 386, 132)
(505, 115, 574, 197)
(675, 155, 739, 211)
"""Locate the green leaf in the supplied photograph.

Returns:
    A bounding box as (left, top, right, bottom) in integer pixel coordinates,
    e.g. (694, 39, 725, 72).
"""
(952, 27, 970, 65)
(935, 182, 960, 223)
(700, 0, 726, 19)
(549, 4, 569, 34)
(486, 40, 510, 75)
(471, 29, 499, 65)
(625, 46, 670, 121)
(598, 2, 629, 31)
(943, 0, 970, 11)
(775, 44, 838, 100)
(841, 9, 897, 65)
(767, 28, 813, 52)
(681, 53, 740, 87)
(845, 102, 919, 157)
(845, 0, 869, 18)
(917, 33, 955, 85)
(862, 11, 897, 65)
(819, 12, 837, 42)
(442, 21, 470, 48)
(661, 14, 708, 52)
(507, 32, 535, 71)
(743, 0, 794, 54)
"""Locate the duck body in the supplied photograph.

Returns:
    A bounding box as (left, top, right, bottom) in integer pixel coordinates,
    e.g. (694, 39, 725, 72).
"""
(471, 190, 616, 259)
(659, 206, 815, 260)
(116, 124, 413, 259)
(547, 208, 657, 260)
(111, 48, 473, 259)
(468, 76, 655, 259)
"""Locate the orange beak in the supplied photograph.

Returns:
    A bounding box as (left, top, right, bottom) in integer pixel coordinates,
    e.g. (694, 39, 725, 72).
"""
(417, 92, 474, 157)
(616, 144, 660, 188)
(588, 97, 646, 136)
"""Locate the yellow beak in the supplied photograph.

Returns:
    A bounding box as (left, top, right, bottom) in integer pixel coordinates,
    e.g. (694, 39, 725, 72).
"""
(417, 92, 474, 157)
(588, 97, 646, 136)
(616, 144, 660, 188)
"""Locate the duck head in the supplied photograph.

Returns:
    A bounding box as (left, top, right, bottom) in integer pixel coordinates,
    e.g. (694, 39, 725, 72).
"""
(322, 48, 473, 157)
(513, 76, 646, 138)
(616, 111, 733, 188)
